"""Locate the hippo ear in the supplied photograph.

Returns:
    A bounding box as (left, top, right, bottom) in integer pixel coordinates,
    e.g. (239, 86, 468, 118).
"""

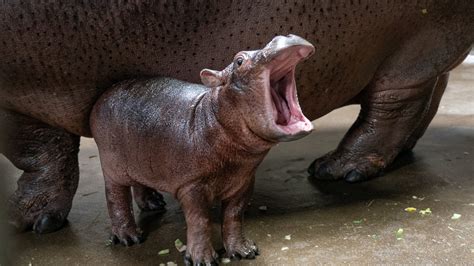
(200, 69, 224, 87)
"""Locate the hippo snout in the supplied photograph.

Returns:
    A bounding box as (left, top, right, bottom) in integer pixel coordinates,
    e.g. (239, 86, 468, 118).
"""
(265, 34, 315, 57)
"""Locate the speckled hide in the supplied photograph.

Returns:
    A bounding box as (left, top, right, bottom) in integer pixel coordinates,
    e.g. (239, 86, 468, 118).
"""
(91, 36, 314, 264)
(0, 1, 473, 233)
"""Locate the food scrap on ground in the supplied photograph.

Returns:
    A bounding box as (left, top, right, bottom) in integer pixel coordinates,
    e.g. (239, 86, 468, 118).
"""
(419, 208, 432, 216)
(451, 213, 462, 220)
(369, 234, 379, 240)
(412, 196, 425, 201)
(174, 239, 186, 252)
(158, 249, 170, 256)
(160, 262, 177, 266)
(396, 228, 404, 240)
(404, 207, 417, 213)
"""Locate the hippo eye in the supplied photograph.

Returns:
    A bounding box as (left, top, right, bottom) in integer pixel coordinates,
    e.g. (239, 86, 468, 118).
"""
(236, 57, 243, 66)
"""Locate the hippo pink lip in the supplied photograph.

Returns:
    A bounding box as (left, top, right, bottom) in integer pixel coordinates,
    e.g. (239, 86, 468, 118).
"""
(265, 45, 314, 137)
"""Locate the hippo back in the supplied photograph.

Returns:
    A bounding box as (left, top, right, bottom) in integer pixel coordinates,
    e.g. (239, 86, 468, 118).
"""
(1, 0, 472, 136)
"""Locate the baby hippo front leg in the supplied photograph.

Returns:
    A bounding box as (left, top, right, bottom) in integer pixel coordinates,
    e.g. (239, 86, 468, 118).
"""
(179, 187, 219, 266)
(221, 181, 259, 260)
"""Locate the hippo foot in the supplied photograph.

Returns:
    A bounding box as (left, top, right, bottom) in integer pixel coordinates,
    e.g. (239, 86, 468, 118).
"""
(184, 245, 219, 266)
(110, 226, 145, 246)
(133, 187, 167, 213)
(9, 210, 68, 234)
(32, 213, 68, 234)
(7, 194, 70, 234)
(225, 238, 259, 260)
(308, 151, 386, 183)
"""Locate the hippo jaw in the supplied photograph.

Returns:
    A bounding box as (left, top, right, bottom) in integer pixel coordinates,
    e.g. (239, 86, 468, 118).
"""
(263, 43, 314, 142)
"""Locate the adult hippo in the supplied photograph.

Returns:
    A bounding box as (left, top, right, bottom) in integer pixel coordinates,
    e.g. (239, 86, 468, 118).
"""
(0, 1, 473, 233)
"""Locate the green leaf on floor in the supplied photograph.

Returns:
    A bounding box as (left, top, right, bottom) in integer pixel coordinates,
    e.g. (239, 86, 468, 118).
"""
(174, 239, 186, 252)
(396, 228, 404, 240)
(158, 249, 170, 256)
(451, 213, 462, 220)
(419, 208, 432, 216)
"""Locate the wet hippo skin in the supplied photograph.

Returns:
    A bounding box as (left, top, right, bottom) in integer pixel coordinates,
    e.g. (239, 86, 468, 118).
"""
(0, 1, 473, 233)
(91, 36, 314, 264)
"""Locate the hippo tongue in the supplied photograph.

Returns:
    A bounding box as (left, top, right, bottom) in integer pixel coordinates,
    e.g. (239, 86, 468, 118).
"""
(269, 66, 306, 127)
(270, 76, 291, 125)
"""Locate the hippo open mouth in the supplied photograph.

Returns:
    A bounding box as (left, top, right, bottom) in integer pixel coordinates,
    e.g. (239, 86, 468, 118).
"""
(265, 44, 314, 138)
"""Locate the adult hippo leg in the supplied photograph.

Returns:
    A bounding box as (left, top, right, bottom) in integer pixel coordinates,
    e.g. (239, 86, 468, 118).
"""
(403, 48, 471, 152)
(309, 76, 439, 183)
(308, 19, 472, 183)
(0, 109, 80, 233)
(402, 73, 449, 152)
(132, 185, 166, 212)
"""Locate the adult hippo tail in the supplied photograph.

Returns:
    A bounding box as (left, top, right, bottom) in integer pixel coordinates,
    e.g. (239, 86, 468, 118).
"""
(1, 1, 473, 233)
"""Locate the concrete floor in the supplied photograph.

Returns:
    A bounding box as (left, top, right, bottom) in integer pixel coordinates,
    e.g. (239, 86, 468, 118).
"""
(2, 59, 473, 265)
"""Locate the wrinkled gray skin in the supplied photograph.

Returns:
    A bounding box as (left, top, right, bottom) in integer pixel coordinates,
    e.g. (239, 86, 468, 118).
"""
(0, 1, 473, 234)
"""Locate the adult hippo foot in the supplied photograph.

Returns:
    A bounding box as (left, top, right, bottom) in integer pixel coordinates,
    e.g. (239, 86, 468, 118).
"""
(1, 109, 80, 234)
(110, 226, 145, 246)
(309, 66, 454, 184)
(32, 213, 67, 233)
(308, 150, 386, 183)
(8, 195, 70, 234)
(225, 238, 259, 261)
(184, 245, 219, 266)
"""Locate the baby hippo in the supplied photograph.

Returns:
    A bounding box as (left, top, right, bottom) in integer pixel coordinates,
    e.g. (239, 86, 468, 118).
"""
(90, 35, 314, 265)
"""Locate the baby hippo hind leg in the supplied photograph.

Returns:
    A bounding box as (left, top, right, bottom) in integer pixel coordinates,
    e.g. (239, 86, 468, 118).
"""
(105, 177, 145, 246)
(132, 185, 166, 212)
(0, 109, 80, 233)
(221, 180, 259, 260)
(179, 188, 218, 266)
(309, 76, 440, 183)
